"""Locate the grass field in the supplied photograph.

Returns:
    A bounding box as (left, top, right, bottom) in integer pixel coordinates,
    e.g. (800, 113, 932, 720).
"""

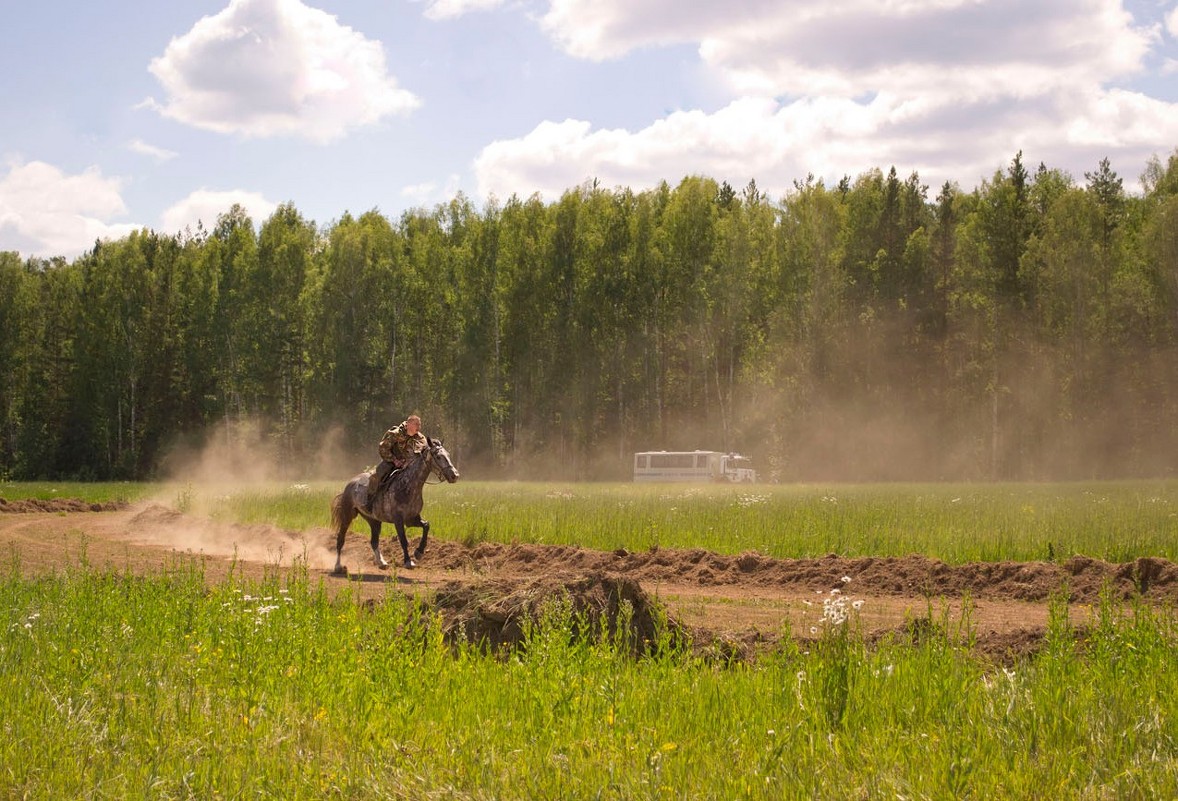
(7, 478, 1173, 563)
(2, 560, 1175, 799)
(2, 480, 1176, 798)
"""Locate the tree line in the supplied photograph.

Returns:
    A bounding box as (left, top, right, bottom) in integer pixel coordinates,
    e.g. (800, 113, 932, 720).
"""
(3, 151, 1178, 482)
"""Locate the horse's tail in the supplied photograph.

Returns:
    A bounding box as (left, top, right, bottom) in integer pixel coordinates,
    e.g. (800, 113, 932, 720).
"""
(331, 489, 354, 534)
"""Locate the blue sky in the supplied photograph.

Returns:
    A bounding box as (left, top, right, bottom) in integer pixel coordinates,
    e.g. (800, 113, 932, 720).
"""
(2, 0, 1178, 259)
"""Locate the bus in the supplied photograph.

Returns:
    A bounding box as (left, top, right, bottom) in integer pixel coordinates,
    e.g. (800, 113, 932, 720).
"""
(632, 451, 758, 483)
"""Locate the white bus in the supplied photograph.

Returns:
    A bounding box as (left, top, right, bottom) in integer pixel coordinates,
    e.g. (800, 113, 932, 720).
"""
(632, 451, 758, 483)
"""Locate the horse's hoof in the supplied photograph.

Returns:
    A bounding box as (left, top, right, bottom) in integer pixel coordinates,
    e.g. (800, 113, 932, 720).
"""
(332, 565, 348, 577)
(377, 561, 390, 571)
(403, 558, 417, 569)
(413, 548, 426, 561)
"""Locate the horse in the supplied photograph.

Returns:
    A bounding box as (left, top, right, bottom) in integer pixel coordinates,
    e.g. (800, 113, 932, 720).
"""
(330, 436, 459, 574)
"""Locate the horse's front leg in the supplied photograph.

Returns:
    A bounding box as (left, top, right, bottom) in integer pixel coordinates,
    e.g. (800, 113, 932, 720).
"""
(413, 517, 430, 561)
(394, 519, 415, 568)
(367, 517, 389, 570)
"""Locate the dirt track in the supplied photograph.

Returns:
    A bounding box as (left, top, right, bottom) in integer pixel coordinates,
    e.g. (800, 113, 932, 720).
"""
(3, 500, 1175, 663)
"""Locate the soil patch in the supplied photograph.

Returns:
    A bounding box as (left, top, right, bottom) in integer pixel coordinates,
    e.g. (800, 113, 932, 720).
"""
(1, 497, 128, 514)
(1, 502, 1173, 666)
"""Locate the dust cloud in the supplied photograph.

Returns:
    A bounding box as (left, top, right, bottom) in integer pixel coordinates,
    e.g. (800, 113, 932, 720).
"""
(734, 334, 1178, 483)
(144, 419, 373, 571)
(123, 505, 341, 572)
(158, 419, 365, 486)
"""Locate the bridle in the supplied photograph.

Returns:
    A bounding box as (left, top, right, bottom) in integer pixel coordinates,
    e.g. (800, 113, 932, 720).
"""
(423, 443, 456, 485)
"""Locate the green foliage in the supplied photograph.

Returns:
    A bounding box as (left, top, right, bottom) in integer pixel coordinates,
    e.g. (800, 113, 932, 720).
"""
(4, 153, 1178, 481)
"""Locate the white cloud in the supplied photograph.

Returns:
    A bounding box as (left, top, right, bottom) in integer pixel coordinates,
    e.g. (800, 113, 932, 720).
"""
(472, 99, 869, 200)
(0, 160, 140, 259)
(128, 139, 179, 162)
(476, 0, 1178, 200)
(422, 0, 506, 21)
(1063, 87, 1178, 147)
(148, 0, 420, 142)
(1167, 5, 1178, 38)
(539, 0, 700, 60)
(161, 188, 279, 235)
(542, 0, 1152, 100)
(475, 88, 1178, 202)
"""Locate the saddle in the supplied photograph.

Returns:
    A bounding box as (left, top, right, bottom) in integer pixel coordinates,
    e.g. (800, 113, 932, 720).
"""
(367, 463, 404, 503)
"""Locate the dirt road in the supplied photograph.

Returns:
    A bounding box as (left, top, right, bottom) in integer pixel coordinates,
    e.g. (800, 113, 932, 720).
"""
(3, 501, 1174, 663)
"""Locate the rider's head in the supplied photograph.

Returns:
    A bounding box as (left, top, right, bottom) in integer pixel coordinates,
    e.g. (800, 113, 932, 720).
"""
(405, 415, 421, 435)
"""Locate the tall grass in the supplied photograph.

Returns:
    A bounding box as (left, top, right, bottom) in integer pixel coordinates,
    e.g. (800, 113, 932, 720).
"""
(6, 479, 1175, 561)
(176, 480, 1178, 563)
(0, 481, 160, 505)
(2, 559, 1174, 799)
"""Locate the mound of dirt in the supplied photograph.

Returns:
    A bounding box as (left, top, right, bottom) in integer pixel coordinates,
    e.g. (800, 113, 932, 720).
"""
(424, 572, 1058, 666)
(0, 497, 128, 513)
(433, 572, 687, 656)
(423, 540, 1178, 605)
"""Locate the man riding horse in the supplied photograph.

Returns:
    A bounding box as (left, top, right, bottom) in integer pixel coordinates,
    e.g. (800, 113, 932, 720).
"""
(335, 418, 458, 573)
(369, 414, 427, 506)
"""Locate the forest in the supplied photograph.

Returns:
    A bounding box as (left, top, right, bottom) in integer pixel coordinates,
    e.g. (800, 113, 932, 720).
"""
(2, 151, 1178, 482)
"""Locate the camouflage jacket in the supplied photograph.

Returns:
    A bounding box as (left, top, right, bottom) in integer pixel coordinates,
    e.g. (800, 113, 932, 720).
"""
(379, 422, 427, 466)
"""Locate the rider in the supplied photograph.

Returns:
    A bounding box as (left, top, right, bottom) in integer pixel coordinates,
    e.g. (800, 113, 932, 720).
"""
(369, 415, 428, 505)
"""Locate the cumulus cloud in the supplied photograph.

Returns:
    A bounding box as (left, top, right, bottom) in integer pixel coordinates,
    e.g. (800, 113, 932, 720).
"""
(160, 188, 279, 236)
(476, 89, 1178, 202)
(476, 0, 1178, 200)
(148, 0, 420, 142)
(694, 0, 1151, 102)
(539, 0, 702, 60)
(422, 0, 506, 21)
(541, 0, 1151, 92)
(0, 160, 141, 259)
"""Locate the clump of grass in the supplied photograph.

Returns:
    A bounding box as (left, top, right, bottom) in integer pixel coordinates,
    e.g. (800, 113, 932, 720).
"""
(174, 482, 194, 513)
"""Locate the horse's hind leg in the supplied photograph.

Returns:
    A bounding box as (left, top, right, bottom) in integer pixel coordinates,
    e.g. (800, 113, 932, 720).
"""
(331, 493, 355, 575)
(333, 523, 348, 575)
(366, 516, 389, 570)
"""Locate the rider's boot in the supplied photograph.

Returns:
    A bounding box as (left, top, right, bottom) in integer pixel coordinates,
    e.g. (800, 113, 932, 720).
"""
(368, 462, 398, 508)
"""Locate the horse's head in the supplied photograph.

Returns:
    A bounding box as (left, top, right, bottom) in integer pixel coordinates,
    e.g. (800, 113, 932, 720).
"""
(427, 437, 460, 483)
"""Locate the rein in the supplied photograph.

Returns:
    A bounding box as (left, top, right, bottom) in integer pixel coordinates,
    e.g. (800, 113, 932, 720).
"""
(408, 447, 450, 485)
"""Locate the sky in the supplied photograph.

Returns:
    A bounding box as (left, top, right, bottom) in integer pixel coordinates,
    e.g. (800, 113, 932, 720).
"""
(2, 0, 1178, 260)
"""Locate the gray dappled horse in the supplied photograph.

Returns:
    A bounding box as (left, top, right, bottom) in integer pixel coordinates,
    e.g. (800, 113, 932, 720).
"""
(330, 437, 459, 573)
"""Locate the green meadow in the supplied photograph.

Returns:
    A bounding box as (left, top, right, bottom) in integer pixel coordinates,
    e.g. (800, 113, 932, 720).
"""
(2, 481, 1176, 798)
(8, 478, 1172, 563)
